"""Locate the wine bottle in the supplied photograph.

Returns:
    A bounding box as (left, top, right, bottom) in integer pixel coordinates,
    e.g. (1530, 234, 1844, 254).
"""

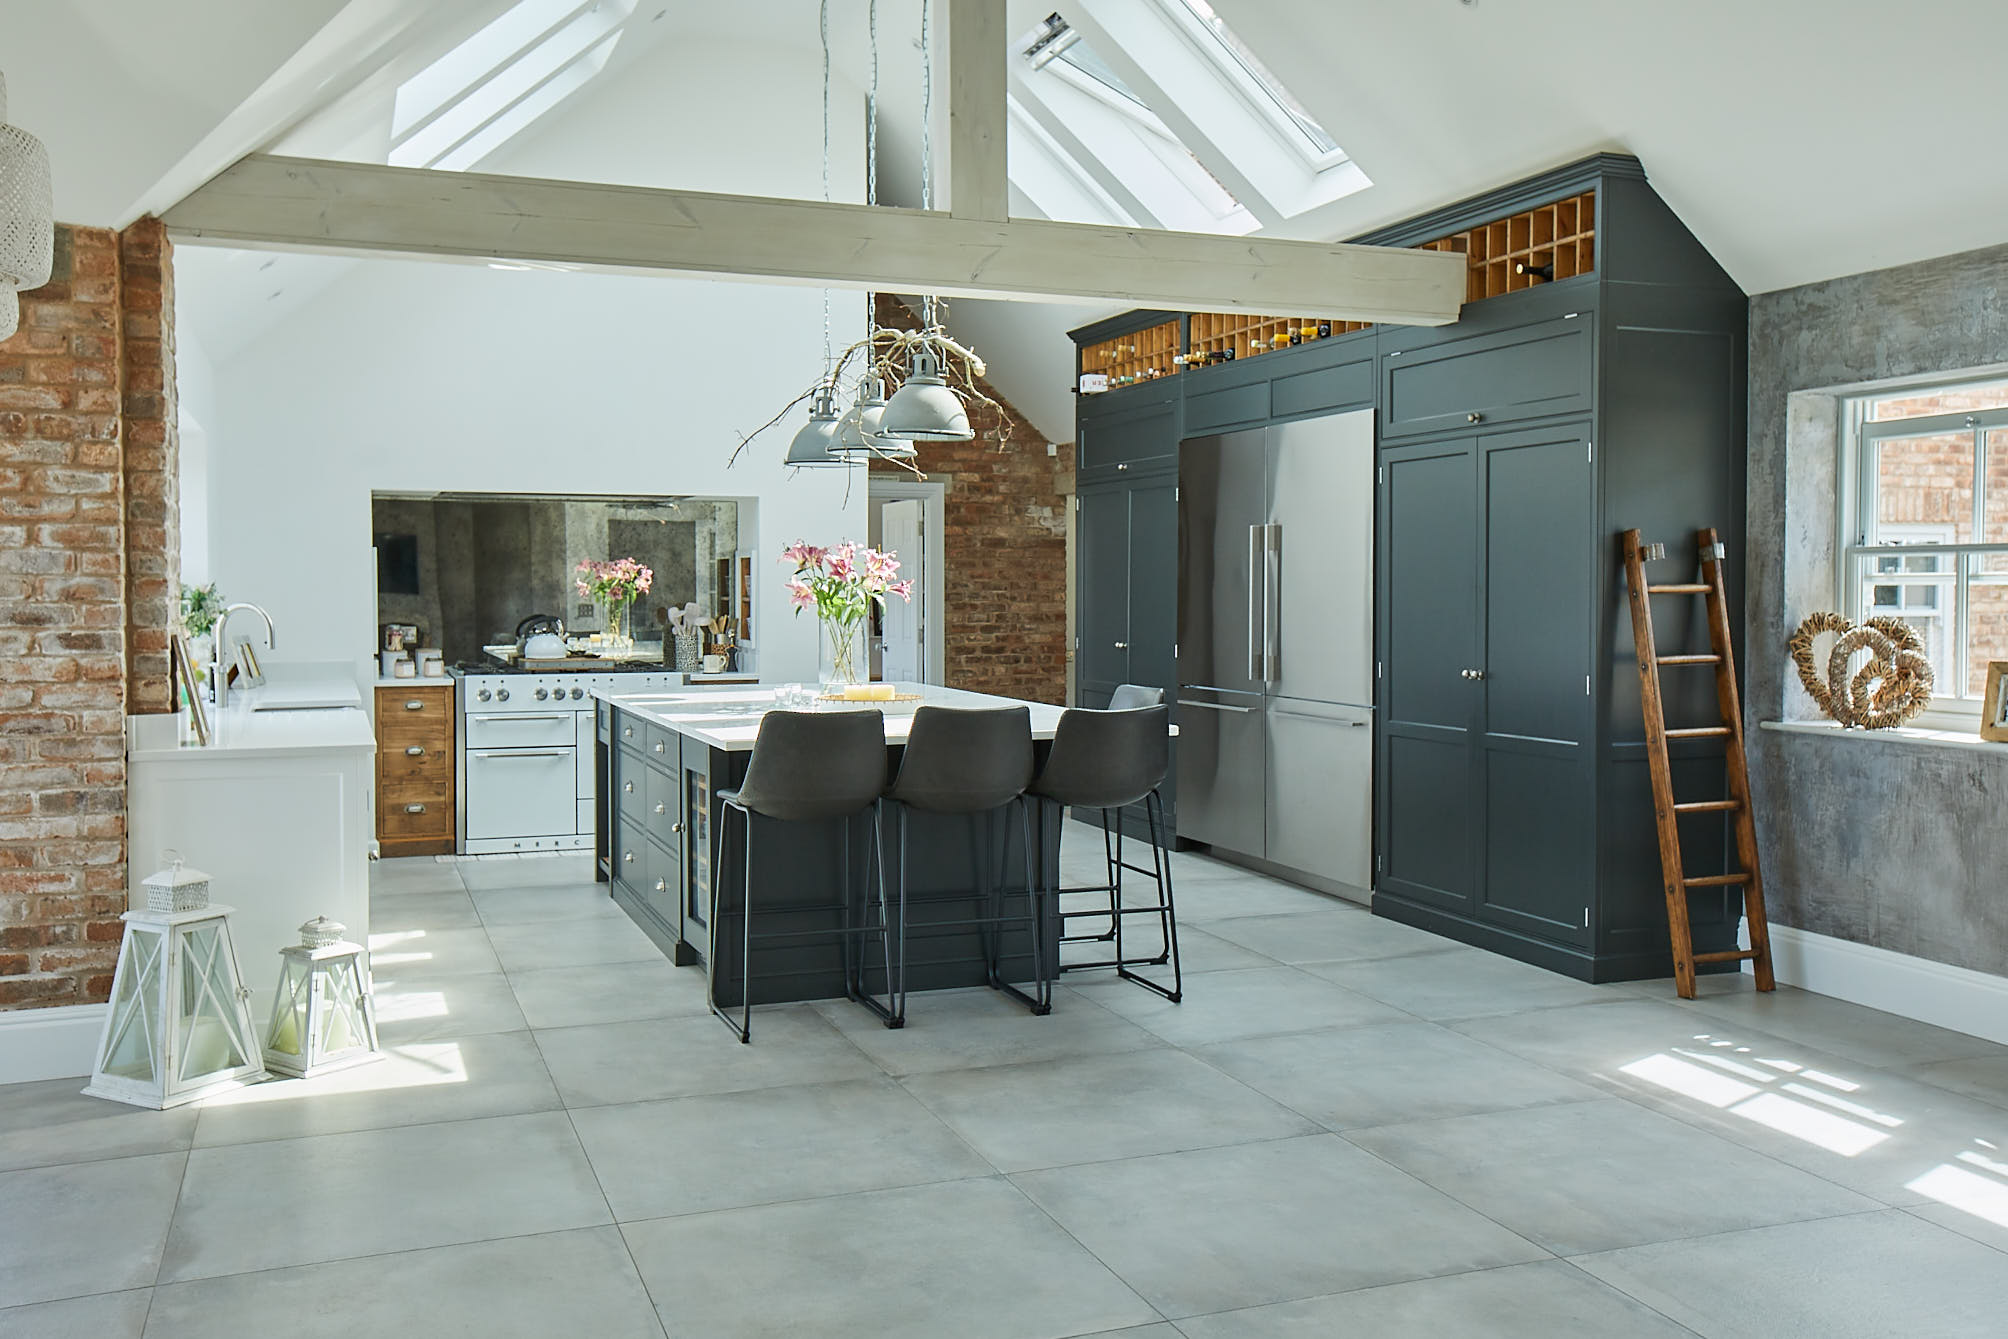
(1515, 259, 1555, 281)
(1221, 346, 1235, 361)
(1317, 320, 1332, 338)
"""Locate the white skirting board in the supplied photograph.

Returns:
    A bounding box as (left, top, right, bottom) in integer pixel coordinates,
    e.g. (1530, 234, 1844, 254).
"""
(1749, 924, 2008, 1047)
(0, 1003, 106, 1085)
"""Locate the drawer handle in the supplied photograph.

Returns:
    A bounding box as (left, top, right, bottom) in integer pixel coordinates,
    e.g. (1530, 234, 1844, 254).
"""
(405, 699, 425, 711)
(654, 802, 666, 815)
(405, 745, 425, 756)
(623, 726, 634, 738)
(655, 879, 666, 893)
(624, 851, 635, 863)
(624, 781, 635, 793)
(404, 803, 426, 814)
(1466, 412, 1483, 423)
(1116, 462, 1129, 471)
(654, 741, 665, 753)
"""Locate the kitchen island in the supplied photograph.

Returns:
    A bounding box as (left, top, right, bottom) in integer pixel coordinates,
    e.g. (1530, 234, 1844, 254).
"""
(595, 685, 1068, 1008)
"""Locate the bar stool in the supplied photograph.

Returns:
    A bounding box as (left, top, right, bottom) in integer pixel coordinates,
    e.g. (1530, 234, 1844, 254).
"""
(708, 709, 892, 1043)
(879, 705, 1045, 1024)
(1069, 683, 1164, 950)
(1031, 698, 1181, 1002)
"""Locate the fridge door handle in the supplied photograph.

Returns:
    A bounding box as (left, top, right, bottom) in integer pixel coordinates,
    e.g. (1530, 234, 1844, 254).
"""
(1247, 524, 1264, 681)
(1263, 523, 1282, 682)
(1176, 699, 1258, 714)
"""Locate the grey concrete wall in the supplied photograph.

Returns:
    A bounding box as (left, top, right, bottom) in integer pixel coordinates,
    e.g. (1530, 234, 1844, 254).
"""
(1747, 240, 2008, 975)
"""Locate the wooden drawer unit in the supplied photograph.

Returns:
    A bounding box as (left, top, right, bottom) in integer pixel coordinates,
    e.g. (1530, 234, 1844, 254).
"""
(375, 683, 455, 857)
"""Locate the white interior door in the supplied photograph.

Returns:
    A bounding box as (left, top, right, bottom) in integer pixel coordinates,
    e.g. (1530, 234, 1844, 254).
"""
(880, 498, 924, 682)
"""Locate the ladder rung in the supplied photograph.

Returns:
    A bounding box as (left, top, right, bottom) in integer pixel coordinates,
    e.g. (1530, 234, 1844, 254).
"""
(1655, 654, 1723, 666)
(1673, 800, 1741, 814)
(1683, 873, 1750, 887)
(1665, 726, 1732, 739)
(1647, 583, 1711, 594)
(1693, 949, 1763, 964)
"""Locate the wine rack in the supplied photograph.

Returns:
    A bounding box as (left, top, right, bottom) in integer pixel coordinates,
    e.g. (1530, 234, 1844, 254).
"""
(1417, 189, 1596, 304)
(1079, 190, 1599, 390)
(1079, 319, 1181, 387)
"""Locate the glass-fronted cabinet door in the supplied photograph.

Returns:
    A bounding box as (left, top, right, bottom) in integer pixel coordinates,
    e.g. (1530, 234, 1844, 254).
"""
(684, 765, 710, 944)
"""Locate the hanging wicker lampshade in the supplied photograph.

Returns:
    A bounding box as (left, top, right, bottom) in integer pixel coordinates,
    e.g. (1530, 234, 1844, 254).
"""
(0, 71, 54, 342)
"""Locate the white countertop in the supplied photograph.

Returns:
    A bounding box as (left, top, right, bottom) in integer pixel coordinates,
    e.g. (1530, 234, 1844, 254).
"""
(130, 664, 376, 762)
(1760, 718, 2008, 755)
(599, 683, 1071, 752)
(376, 675, 453, 688)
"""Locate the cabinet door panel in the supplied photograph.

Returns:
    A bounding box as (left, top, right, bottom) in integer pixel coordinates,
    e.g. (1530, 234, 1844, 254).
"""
(1481, 749, 1591, 944)
(1126, 475, 1179, 698)
(1080, 402, 1176, 472)
(1077, 483, 1131, 692)
(1482, 427, 1594, 745)
(1382, 314, 1595, 439)
(1384, 443, 1478, 731)
(1381, 731, 1474, 911)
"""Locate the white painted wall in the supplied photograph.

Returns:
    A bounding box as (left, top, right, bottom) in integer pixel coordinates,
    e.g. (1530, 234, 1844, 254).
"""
(175, 327, 217, 587)
(180, 38, 871, 688)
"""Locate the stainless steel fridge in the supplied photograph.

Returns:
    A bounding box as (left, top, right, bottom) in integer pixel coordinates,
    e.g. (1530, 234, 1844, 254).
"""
(1176, 407, 1374, 894)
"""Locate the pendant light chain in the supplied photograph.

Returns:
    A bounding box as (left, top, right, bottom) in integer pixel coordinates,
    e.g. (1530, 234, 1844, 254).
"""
(865, 0, 879, 349)
(818, 0, 832, 377)
(917, 0, 936, 331)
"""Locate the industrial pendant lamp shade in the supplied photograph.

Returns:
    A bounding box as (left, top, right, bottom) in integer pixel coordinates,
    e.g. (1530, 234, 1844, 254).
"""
(0, 72, 55, 314)
(785, 382, 848, 468)
(879, 343, 974, 443)
(832, 375, 913, 460)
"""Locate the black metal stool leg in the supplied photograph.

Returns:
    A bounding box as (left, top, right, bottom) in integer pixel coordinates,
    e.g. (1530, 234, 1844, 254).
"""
(1114, 788, 1182, 1003)
(740, 805, 755, 1041)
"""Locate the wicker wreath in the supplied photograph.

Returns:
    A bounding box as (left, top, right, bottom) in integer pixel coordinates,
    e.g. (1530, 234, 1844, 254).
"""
(1790, 611, 1933, 729)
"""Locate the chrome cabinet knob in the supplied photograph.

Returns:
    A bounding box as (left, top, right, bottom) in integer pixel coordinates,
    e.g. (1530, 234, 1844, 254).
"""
(406, 745, 424, 756)
(672, 822, 685, 834)
(1114, 641, 1129, 650)
(623, 726, 633, 738)
(654, 803, 666, 815)
(624, 851, 635, 863)
(1116, 462, 1129, 471)
(624, 781, 635, 793)
(1467, 412, 1483, 423)
(1460, 668, 1486, 680)
(654, 741, 665, 753)
(655, 879, 666, 893)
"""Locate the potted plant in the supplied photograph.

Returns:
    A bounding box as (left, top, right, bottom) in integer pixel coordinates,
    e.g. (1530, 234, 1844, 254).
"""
(574, 558, 653, 653)
(178, 582, 223, 685)
(783, 541, 912, 690)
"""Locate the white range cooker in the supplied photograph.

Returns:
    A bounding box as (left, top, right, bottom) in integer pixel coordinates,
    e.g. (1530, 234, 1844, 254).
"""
(455, 668, 683, 855)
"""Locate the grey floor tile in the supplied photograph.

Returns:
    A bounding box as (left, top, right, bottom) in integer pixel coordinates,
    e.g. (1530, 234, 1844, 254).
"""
(1576, 1209, 2008, 1338)
(372, 969, 529, 1044)
(1906, 1052, 2008, 1110)
(160, 1111, 609, 1282)
(472, 882, 626, 927)
(144, 1227, 663, 1339)
(1348, 1097, 1878, 1256)
(622, 1177, 1157, 1339)
(366, 888, 482, 933)
(486, 915, 662, 973)
(0, 1152, 184, 1308)
(534, 1008, 880, 1107)
(1451, 998, 1742, 1085)
(1059, 923, 1278, 977)
(1193, 1022, 1599, 1130)
(368, 857, 464, 896)
(0, 1289, 152, 1339)
(902, 1048, 1316, 1172)
(1307, 947, 1612, 1021)
(1680, 984, 2007, 1072)
(813, 984, 1162, 1077)
(1174, 1260, 1696, 1337)
(191, 1031, 561, 1146)
(0, 1076, 197, 1172)
(458, 854, 598, 890)
(1013, 1134, 1545, 1318)
(573, 1076, 991, 1220)
(1069, 966, 1410, 1048)
(509, 958, 711, 1030)
(1204, 909, 1461, 965)
(1071, 1329, 1182, 1339)
(366, 925, 502, 979)
(1155, 877, 1345, 923)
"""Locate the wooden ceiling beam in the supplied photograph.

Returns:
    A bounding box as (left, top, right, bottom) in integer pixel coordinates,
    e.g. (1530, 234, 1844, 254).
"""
(161, 154, 1467, 325)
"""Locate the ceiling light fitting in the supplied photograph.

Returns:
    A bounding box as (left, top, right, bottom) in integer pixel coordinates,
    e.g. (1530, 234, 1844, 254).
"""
(0, 72, 55, 342)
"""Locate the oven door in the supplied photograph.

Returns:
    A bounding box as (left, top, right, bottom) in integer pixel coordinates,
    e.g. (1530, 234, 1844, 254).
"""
(464, 711, 576, 750)
(464, 746, 578, 839)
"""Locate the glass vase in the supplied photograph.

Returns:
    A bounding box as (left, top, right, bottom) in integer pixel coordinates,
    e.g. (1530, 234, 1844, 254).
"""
(602, 597, 633, 653)
(818, 615, 866, 692)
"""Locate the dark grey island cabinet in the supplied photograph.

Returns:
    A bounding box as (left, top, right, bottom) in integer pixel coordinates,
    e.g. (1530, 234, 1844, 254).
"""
(1070, 154, 1750, 982)
(595, 690, 1061, 1007)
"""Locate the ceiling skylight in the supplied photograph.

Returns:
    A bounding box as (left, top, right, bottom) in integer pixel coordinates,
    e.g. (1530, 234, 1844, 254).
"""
(1173, 0, 1339, 157)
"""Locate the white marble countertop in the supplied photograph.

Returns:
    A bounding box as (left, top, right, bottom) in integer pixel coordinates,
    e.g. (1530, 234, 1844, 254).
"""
(599, 683, 1072, 752)
(128, 702, 376, 762)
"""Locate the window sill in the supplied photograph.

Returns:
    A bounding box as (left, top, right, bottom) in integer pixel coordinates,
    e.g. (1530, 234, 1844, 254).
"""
(1760, 718, 2008, 754)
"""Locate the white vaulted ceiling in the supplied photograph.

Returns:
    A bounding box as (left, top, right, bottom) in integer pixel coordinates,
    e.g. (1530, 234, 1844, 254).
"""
(8, 0, 2006, 441)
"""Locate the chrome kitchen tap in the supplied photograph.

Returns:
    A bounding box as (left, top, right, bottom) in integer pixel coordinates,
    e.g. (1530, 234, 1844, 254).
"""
(213, 602, 275, 712)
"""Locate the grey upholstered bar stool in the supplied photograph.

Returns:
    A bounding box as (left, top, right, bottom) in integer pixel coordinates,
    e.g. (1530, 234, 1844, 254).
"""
(878, 704, 1045, 1024)
(708, 708, 893, 1043)
(1060, 683, 1164, 952)
(1031, 695, 1181, 1001)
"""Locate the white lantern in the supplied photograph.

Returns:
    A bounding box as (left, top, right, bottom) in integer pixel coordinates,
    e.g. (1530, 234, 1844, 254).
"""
(83, 890, 266, 1110)
(263, 916, 380, 1079)
(142, 851, 210, 912)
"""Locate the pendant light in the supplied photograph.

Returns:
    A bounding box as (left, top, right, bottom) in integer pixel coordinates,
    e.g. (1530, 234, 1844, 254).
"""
(877, 0, 975, 446)
(0, 72, 56, 343)
(786, 1, 850, 469)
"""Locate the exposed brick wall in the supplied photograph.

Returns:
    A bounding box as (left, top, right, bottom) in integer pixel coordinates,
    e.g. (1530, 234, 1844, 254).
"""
(121, 219, 178, 715)
(869, 298, 1073, 704)
(0, 219, 179, 1011)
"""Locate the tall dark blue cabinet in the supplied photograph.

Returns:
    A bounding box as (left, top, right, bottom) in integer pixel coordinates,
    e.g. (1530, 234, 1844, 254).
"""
(1070, 154, 1750, 982)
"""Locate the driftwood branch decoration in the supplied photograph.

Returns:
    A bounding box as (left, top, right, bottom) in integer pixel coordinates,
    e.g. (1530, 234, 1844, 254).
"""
(1789, 612, 1934, 729)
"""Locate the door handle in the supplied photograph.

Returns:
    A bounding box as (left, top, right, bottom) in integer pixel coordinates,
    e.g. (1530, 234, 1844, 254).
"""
(471, 713, 569, 723)
(1263, 523, 1281, 682)
(1460, 669, 1487, 680)
(1176, 699, 1257, 714)
(469, 749, 572, 759)
(1114, 641, 1129, 650)
(1247, 525, 1263, 681)
(1270, 708, 1371, 726)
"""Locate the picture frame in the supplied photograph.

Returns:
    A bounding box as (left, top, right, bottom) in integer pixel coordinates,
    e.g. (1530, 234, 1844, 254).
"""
(171, 632, 210, 746)
(1983, 662, 2008, 742)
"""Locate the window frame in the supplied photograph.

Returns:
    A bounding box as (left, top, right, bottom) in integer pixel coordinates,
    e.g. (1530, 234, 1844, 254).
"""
(1841, 387, 2008, 726)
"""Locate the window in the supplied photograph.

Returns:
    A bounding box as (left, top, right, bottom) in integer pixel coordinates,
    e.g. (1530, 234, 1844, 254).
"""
(1843, 376, 2008, 720)
(1169, 0, 1339, 160)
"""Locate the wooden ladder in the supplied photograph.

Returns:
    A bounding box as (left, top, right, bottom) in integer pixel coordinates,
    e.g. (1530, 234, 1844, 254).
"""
(1620, 526, 1775, 1000)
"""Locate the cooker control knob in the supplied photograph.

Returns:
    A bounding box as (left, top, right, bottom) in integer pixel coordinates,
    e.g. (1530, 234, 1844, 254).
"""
(571, 687, 585, 700)
(496, 687, 510, 702)
(476, 688, 492, 702)
(534, 687, 548, 701)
